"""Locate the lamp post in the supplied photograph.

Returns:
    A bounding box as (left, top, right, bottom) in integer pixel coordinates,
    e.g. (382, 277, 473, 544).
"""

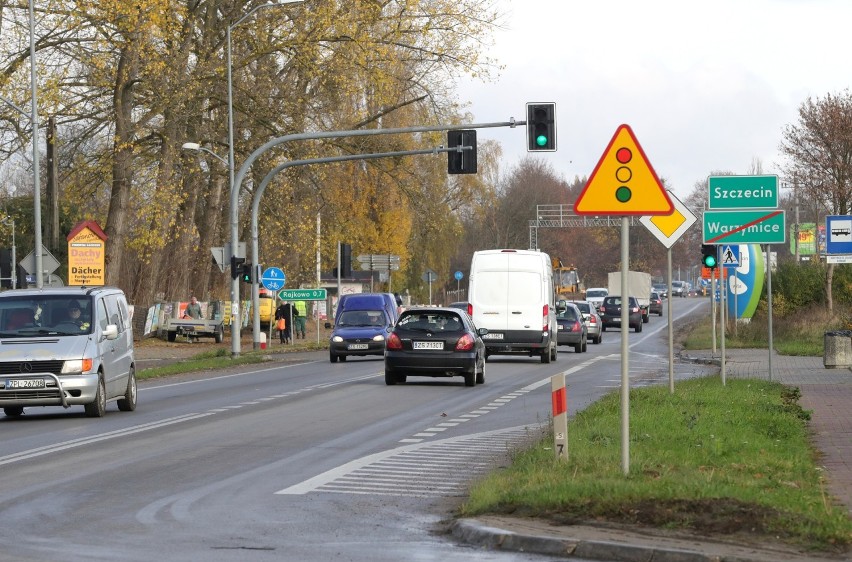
(227, 0, 304, 356)
(28, 0, 42, 288)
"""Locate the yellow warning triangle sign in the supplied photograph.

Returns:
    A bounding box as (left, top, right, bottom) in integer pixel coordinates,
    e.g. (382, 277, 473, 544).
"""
(574, 124, 673, 216)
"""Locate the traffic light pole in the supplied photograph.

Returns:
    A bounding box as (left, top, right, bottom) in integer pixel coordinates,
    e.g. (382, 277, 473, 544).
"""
(231, 119, 525, 354)
(247, 145, 478, 349)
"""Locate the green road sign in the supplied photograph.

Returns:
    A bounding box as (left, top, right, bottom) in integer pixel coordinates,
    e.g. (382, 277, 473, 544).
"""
(278, 288, 327, 301)
(708, 175, 778, 209)
(703, 210, 786, 244)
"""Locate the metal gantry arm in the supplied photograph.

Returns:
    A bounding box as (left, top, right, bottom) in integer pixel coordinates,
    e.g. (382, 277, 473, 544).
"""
(247, 145, 474, 349)
(230, 118, 522, 355)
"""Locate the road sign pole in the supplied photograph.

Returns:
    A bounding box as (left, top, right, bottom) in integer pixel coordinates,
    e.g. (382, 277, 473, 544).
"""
(667, 246, 674, 394)
(767, 244, 774, 382)
(620, 217, 630, 475)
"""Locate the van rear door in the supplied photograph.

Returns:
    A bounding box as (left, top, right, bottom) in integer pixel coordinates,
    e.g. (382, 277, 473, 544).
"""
(506, 269, 544, 334)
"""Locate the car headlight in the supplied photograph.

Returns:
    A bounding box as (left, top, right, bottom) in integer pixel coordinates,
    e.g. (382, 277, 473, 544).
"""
(372, 334, 385, 342)
(62, 358, 93, 374)
(332, 335, 343, 343)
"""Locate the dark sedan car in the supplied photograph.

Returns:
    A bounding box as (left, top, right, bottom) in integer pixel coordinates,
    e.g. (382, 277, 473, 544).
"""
(555, 302, 587, 352)
(649, 292, 663, 316)
(599, 295, 643, 332)
(384, 307, 487, 387)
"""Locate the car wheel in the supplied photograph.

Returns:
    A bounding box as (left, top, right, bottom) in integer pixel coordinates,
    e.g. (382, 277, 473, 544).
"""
(475, 357, 485, 385)
(117, 367, 137, 412)
(634, 322, 642, 333)
(642, 314, 649, 324)
(582, 338, 588, 352)
(573, 341, 582, 353)
(214, 325, 224, 343)
(540, 347, 552, 364)
(659, 310, 664, 317)
(167, 331, 177, 342)
(463, 368, 475, 387)
(601, 325, 606, 332)
(84, 376, 106, 418)
(594, 333, 602, 344)
(3, 406, 23, 417)
(385, 370, 397, 385)
(550, 345, 557, 362)
(329, 351, 338, 363)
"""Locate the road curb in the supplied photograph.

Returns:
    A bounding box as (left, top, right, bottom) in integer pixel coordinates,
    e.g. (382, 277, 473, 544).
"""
(450, 519, 729, 562)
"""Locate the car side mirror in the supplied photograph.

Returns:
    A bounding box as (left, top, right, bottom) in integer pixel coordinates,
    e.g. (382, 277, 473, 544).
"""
(324, 322, 331, 329)
(477, 327, 489, 336)
(103, 324, 119, 341)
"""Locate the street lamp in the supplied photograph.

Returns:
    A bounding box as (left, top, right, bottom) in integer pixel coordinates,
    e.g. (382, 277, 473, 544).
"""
(227, 0, 304, 356)
(182, 142, 228, 165)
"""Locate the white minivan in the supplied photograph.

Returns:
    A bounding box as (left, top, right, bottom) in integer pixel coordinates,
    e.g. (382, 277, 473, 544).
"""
(0, 286, 136, 418)
(468, 249, 557, 363)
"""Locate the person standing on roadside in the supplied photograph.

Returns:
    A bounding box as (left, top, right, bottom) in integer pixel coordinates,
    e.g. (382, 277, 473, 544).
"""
(275, 301, 293, 344)
(184, 296, 202, 319)
(293, 300, 307, 339)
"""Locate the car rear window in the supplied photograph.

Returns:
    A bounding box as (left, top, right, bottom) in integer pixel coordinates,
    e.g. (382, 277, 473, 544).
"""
(398, 312, 464, 331)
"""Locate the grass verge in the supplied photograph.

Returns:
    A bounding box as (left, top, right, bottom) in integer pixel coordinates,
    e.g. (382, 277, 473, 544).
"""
(681, 301, 846, 356)
(137, 348, 268, 379)
(461, 376, 852, 552)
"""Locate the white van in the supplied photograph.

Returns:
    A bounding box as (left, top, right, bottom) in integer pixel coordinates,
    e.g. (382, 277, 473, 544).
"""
(0, 286, 136, 418)
(468, 249, 557, 363)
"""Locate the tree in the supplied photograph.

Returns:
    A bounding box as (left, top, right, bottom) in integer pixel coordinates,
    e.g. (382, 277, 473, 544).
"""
(780, 90, 852, 312)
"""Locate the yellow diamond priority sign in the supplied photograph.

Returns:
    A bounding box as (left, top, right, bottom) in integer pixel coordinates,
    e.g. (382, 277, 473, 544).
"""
(639, 190, 697, 249)
(574, 124, 672, 216)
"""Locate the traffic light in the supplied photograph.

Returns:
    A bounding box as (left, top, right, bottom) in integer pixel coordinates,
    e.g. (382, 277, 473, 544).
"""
(526, 103, 556, 151)
(447, 129, 477, 174)
(701, 244, 717, 269)
(240, 263, 254, 283)
(230, 255, 245, 280)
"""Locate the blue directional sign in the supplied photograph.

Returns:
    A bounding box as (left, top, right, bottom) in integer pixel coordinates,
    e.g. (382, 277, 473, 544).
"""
(826, 215, 852, 255)
(261, 267, 286, 291)
(454, 270, 463, 281)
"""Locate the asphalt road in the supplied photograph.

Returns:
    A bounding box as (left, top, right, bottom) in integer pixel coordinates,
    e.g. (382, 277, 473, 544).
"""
(0, 299, 712, 561)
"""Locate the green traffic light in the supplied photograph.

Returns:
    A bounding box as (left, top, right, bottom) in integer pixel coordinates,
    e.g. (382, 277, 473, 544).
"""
(704, 255, 717, 268)
(536, 135, 548, 147)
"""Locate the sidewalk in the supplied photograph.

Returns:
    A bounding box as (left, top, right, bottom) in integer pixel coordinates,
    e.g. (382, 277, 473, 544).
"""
(452, 348, 852, 562)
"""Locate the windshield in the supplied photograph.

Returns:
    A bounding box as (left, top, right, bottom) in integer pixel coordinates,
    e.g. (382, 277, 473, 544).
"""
(0, 295, 94, 336)
(586, 290, 606, 298)
(338, 309, 386, 327)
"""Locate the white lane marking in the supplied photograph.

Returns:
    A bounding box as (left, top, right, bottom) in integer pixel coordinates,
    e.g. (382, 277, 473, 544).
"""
(0, 413, 215, 466)
(2, 371, 384, 467)
(398, 354, 616, 444)
(276, 425, 540, 496)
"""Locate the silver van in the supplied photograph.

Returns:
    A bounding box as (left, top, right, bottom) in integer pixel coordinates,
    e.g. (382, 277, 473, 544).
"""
(0, 286, 136, 418)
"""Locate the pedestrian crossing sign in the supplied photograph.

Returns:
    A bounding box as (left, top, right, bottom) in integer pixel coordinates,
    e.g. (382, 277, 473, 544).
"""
(721, 245, 739, 267)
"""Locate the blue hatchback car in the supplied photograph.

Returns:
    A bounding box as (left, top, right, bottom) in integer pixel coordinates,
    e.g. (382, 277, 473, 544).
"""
(328, 308, 392, 362)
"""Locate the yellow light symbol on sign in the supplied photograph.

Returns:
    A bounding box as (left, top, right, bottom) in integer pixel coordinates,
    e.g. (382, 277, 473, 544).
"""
(574, 124, 673, 216)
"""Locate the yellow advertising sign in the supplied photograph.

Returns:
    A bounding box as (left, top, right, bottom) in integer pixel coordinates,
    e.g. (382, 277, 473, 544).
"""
(67, 220, 107, 286)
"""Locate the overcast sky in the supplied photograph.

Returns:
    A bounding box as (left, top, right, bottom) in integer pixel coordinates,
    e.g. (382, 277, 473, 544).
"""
(455, 0, 850, 201)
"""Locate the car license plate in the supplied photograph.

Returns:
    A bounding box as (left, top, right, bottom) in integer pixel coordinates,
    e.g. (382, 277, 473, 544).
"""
(483, 333, 503, 340)
(413, 341, 443, 350)
(612, 317, 621, 323)
(347, 343, 369, 350)
(5, 378, 45, 389)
